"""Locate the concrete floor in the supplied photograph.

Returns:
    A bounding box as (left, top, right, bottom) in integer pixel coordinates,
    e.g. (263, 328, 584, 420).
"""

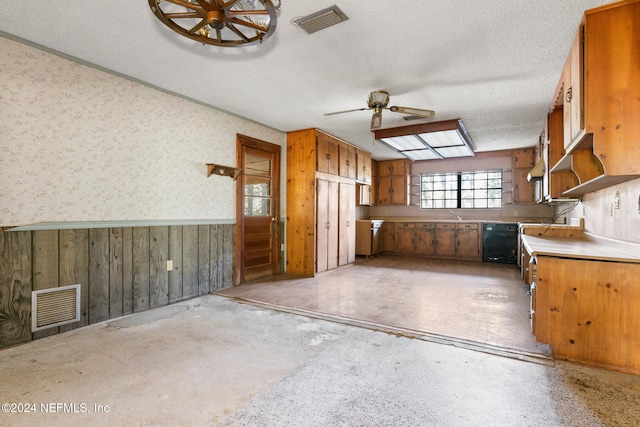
(2, 257, 640, 426)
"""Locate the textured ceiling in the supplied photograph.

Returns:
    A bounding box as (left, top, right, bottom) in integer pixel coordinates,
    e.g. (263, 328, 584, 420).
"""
(0, 1, 613, 160)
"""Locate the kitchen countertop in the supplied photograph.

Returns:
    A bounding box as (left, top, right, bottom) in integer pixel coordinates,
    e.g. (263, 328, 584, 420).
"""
(360, 218, 521, 224)
(521, 233, 640, 263)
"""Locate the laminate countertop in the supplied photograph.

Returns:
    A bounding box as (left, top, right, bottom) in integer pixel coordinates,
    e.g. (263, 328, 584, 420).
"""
(520, 233, 640, 264)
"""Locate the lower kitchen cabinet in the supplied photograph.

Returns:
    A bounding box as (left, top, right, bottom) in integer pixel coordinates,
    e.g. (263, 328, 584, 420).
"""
(535, 255, 640, 374)
(435, 223, 456, 257)
(381, 222, 396, 252)
(379, 221, 480, 260)
(355, 220, 383, 256)
(415, 223, 436, 255)
(456, 223, 480, 259)
(396, 223, 416, 254)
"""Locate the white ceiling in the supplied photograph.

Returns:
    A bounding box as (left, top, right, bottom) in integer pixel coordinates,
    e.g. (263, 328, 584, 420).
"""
(0, 1, 612, 160)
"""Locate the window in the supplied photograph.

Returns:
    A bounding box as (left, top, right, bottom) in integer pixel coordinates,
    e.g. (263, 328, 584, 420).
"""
(420, 170, 502, 209)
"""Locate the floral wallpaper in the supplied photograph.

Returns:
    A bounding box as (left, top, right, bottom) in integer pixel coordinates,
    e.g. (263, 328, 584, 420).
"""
(0, 37, 285, 227)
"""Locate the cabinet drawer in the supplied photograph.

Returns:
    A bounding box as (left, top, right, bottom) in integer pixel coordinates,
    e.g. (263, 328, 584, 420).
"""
(397, 222, 415, 229)
(436, 223, 456, 230)
(457, 223, 479, 230)
(416, 223, 435, 229)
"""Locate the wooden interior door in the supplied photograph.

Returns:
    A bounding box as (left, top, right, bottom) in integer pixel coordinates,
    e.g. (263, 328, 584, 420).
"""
(237, 135, 280, 283)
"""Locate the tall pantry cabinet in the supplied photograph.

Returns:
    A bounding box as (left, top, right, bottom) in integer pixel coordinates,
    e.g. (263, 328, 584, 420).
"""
(286, 129, 360, 276)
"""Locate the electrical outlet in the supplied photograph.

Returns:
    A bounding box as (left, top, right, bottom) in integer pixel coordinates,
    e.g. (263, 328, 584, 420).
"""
(613, 191, 620, 209)
(514, 210, 519, 217)
(167, 260, 173, 271)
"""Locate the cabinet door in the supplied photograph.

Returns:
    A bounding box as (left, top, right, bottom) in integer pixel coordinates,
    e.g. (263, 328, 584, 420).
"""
(390, 176, 407, 205)
(569, 25, 584, 143)
(562, 26, 584, 148)
(435, 224, 456, 257)
(456, 224, 479, 259)
(381, 222, 396, 252)
(369, 160, 377, 206)
(371, 223, 382, 255)
(355, 221, 372, 256)
(377, 176, 392, 205)
(396, 223, 415, 254)
(415, 224, 435, 255)
(356, 149, 371, 183)
(339, 143, 356, 179)
(378, 160, 394, 177)
(514, 148, 534, 169)
(514, 169, 535, 203)
(316, 179, 339, 273)
(316, 133, 339, 175)
(338, 182, 355, 265)
(390, 159, 406, 176)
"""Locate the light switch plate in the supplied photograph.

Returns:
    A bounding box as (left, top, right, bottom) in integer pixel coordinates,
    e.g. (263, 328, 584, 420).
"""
(167, 260, 173, 271)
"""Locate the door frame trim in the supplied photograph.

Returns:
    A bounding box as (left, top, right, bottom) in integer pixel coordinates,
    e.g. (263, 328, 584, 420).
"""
(235, 134, 282, 285)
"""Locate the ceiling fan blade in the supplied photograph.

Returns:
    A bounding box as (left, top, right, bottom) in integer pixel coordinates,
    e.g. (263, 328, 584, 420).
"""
(324, 107, 370, 116)
(370, 112, 383, 130)
(389, 106, 435, 118)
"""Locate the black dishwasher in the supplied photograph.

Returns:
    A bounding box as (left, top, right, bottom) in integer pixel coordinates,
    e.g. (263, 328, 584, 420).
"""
(482, 223, 518, 264)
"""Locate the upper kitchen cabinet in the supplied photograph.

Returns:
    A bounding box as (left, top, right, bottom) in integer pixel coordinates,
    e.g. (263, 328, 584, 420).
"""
(549, 0, 640, 196)
(562, 26, 585, 148)
(544, 107, 579, 201)
(377, 159, 410, 206)
(355, 148, 372, 184)
(339, 143, 357, 179)
(513, 148, 536, 204)
(316, 131, 339, 175)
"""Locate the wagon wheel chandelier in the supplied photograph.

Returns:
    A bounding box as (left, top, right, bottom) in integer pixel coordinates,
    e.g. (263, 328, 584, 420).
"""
(148, 0, 280, 47)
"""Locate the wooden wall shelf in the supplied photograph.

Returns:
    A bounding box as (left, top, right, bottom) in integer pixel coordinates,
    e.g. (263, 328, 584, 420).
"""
(206, 164, 240, 180)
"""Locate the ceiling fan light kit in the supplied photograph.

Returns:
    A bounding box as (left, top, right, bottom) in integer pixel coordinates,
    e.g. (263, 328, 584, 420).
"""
(148, 0, 280, 47)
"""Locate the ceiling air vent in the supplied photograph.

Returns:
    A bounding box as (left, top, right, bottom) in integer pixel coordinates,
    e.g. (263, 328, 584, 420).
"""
(294, 5, 349, 34)
(32, 284, 81, 331)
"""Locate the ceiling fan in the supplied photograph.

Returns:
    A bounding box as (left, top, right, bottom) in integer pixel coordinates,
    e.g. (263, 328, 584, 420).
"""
(324, 90, 435, 130)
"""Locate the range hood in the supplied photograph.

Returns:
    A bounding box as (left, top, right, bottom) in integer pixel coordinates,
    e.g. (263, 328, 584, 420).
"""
(527, 159, 545, 182)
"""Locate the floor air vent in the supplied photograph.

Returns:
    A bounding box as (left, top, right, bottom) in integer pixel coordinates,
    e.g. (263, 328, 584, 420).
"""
(32, 284, 81, 331)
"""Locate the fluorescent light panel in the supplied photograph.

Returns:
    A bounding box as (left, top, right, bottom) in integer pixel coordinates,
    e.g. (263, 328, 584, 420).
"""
(419, 129, 465, 147)
(402, 149, 441, 161)
(380, 135, 425, 150)
(373, 118, 475, 161)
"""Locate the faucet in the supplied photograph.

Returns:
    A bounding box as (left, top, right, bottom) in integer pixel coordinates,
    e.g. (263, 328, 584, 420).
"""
(449, 210, 462, 221)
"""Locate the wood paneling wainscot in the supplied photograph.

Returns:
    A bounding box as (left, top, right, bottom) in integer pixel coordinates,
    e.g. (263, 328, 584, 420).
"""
(0, 231, 32, 347)
(0, 223, 234, 349)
